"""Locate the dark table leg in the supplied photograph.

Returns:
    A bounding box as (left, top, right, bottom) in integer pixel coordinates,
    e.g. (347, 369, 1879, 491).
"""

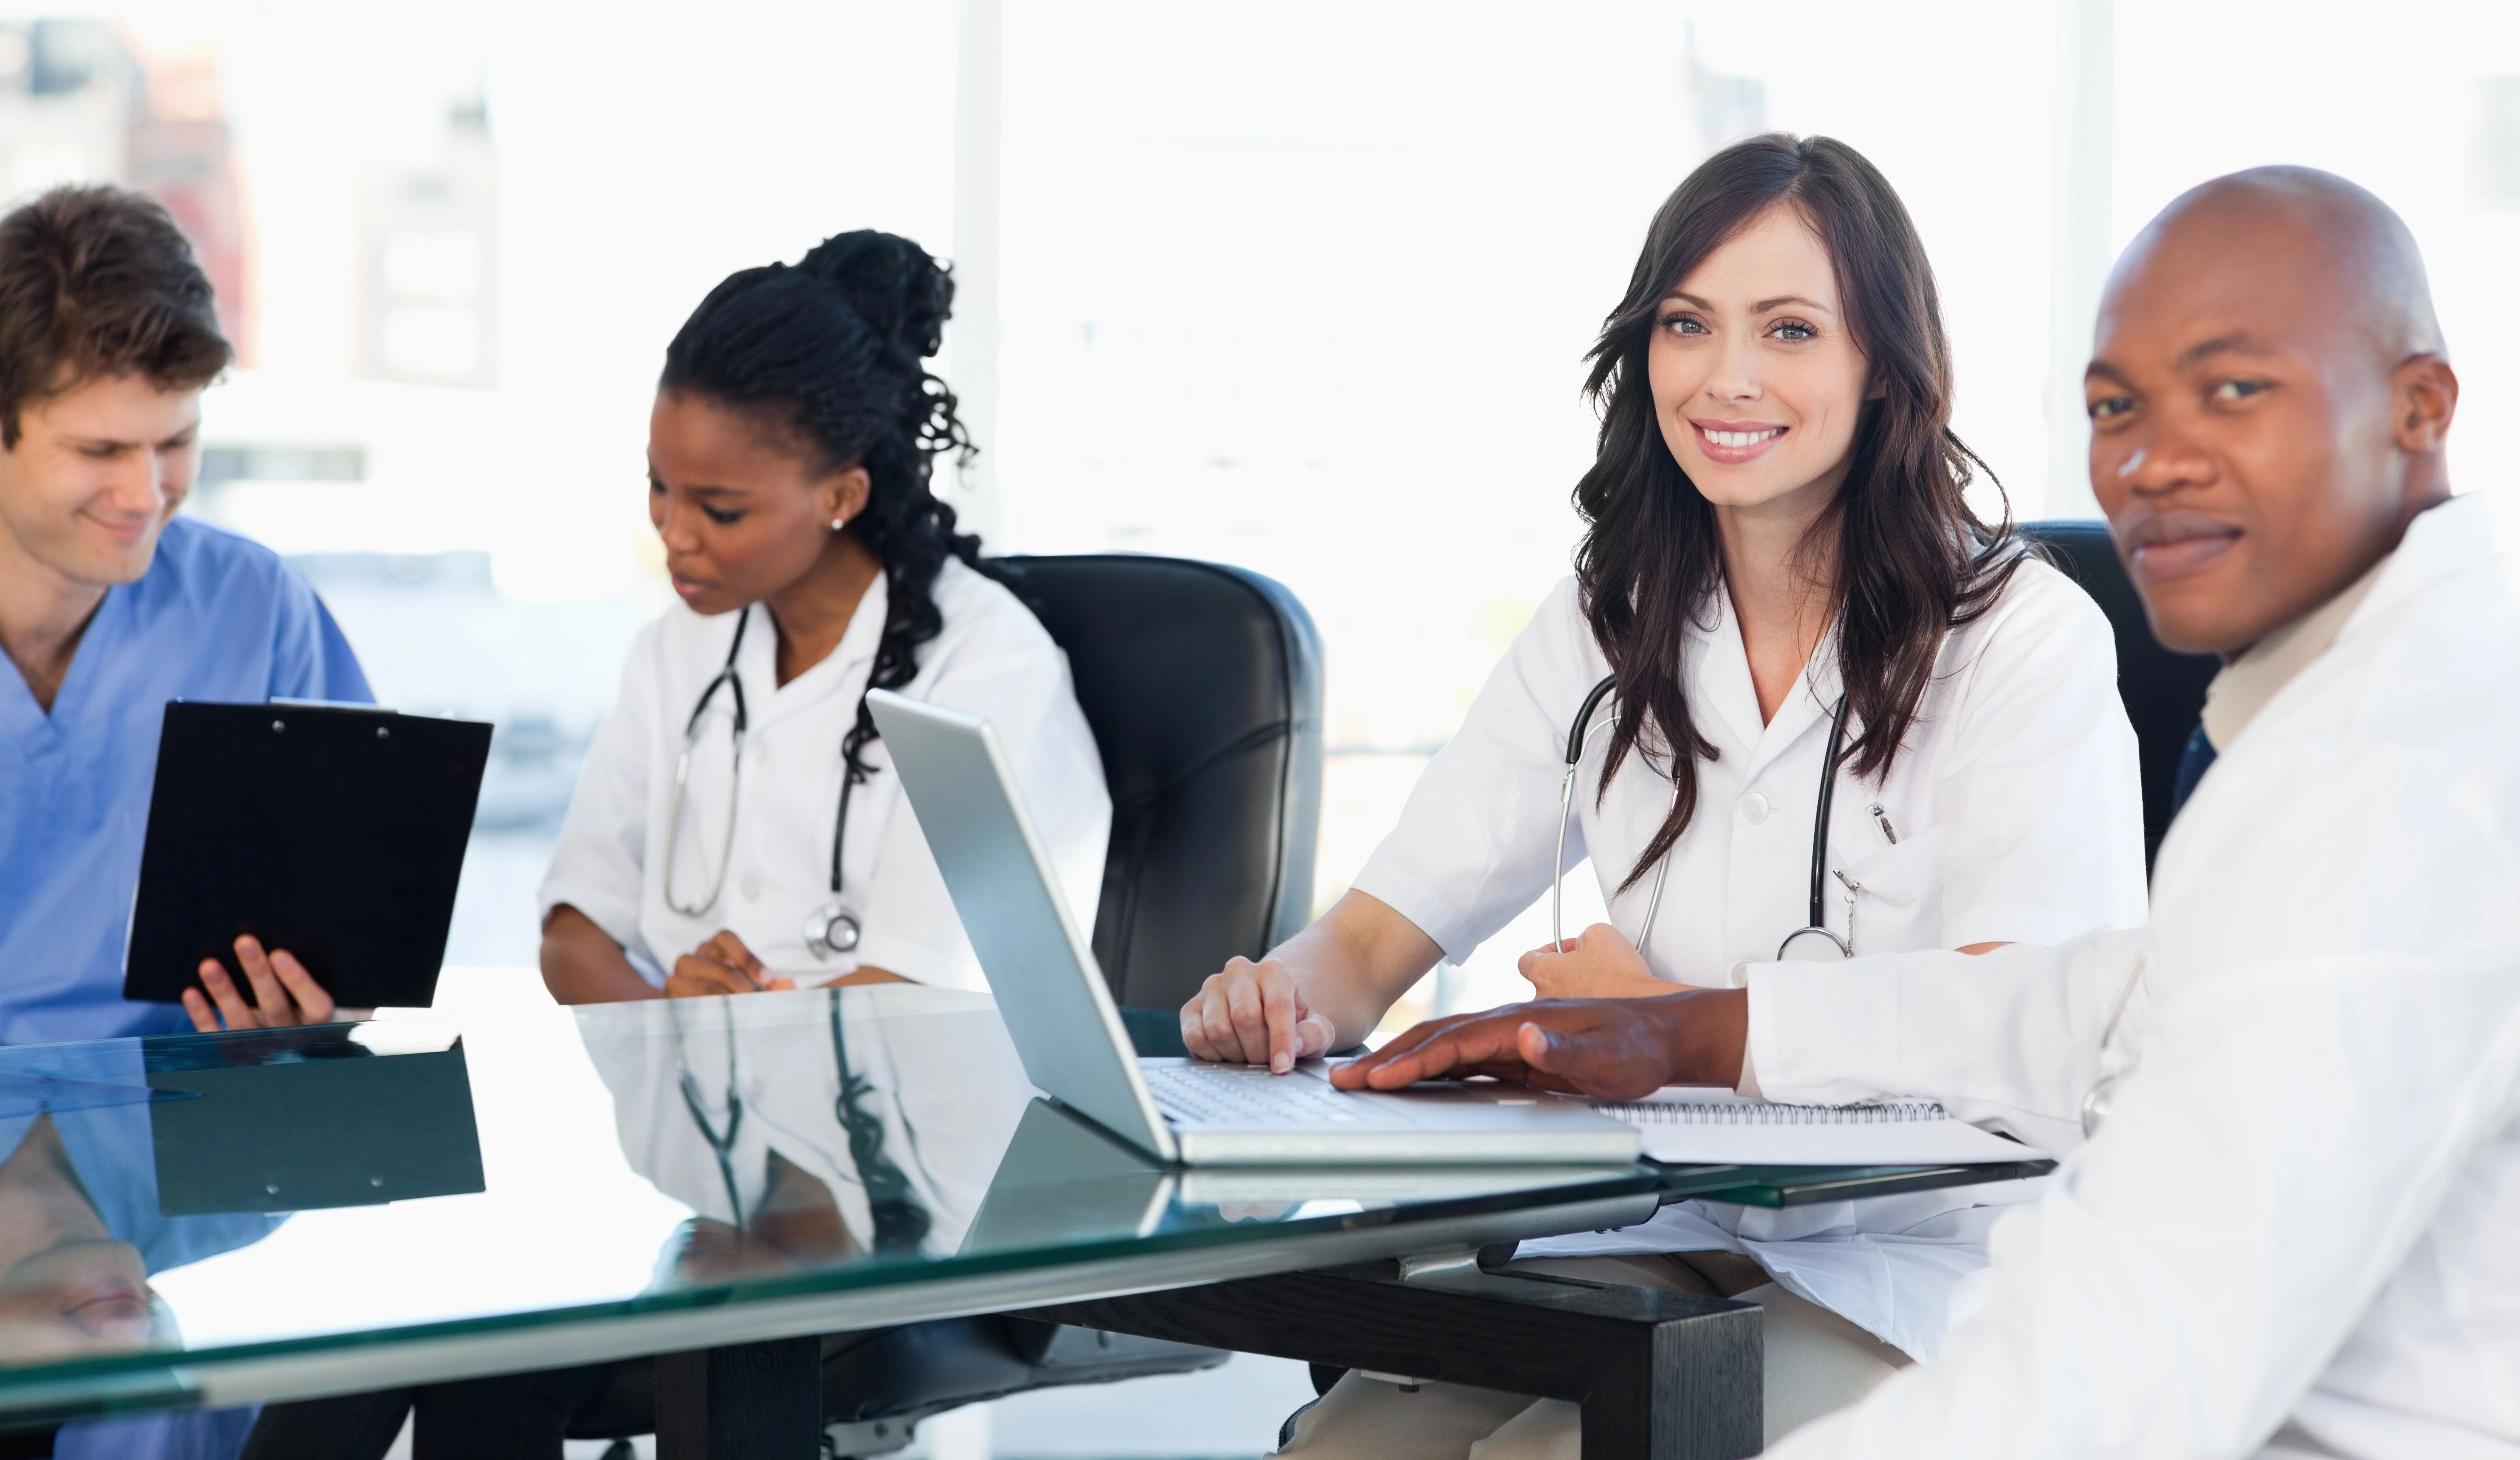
(1023, 1262, 1760, 1460)
(654, 1336, 822, 1460)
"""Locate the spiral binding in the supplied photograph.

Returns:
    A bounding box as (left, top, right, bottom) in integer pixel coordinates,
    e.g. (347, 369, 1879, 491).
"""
(1593, 1099, 1948, 1126)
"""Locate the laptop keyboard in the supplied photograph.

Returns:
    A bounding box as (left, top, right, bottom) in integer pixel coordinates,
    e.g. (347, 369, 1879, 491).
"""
(1143, 1062, 1370, 1126)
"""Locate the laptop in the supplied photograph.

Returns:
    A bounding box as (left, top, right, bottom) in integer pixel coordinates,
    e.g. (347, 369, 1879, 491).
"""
(864, 689, 1640, 1167)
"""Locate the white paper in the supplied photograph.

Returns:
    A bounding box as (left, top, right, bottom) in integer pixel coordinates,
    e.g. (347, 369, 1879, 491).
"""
(1598, 1088, 2036, 1167)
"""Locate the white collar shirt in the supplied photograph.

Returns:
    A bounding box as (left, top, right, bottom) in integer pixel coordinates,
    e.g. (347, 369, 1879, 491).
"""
(540, 557, 1109, 993)
(1351, 551, 2149, 1359)
(1353, 555, 2147, 983)
(1749, 494, 2520, 1459)
(2201, 547, 2390, 751)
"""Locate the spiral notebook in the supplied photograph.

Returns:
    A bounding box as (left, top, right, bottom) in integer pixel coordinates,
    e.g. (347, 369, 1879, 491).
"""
(1594, 1088, 2032, 1166)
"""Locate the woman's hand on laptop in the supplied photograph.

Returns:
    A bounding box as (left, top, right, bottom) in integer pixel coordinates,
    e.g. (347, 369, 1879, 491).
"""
(1327, 989, 1749, 1101)
(183, 935, 337, 1032)
(1182, 956, 1338, 1074)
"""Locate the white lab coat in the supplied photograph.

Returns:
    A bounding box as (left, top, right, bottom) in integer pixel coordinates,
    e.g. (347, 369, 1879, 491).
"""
(1352, 553, 2149, 1359)
(1751, 494, 2520, 1459)
(541, 559, 1110, 993)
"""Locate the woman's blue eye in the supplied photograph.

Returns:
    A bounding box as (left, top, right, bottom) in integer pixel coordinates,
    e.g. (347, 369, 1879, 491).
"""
(1662, 315, 1708, 335)
(1771, 322, 1816, 341)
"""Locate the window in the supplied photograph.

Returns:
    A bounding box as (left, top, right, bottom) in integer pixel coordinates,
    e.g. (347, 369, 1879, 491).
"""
(28, 2, 2514, 1006)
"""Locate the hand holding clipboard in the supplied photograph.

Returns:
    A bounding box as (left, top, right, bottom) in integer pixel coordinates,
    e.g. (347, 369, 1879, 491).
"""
(126, 701, 492, 1016)
(182, 932, 336, 1032)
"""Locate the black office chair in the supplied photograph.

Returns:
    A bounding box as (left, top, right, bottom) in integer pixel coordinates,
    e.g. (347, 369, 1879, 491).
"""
(995, 553, 1326, 1013)
(567, 554, 1326, 1458)
(2017, 520, 2219, 868)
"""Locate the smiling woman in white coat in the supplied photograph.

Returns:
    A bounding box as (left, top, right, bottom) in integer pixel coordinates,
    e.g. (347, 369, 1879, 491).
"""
(538, 231, 1107, 1005)
(1184, 135, 2148, 1454)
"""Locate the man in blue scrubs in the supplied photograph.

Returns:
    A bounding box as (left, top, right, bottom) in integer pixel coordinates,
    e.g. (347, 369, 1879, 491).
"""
(0, 185, 372, 1044)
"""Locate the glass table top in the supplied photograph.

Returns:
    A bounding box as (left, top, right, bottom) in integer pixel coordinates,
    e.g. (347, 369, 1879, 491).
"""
(0, 982, 2045, 1424)
(0, 985, 1664, 1423)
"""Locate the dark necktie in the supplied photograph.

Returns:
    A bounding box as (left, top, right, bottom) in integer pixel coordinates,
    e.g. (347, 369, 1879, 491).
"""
(2170, 725, 2217, 816)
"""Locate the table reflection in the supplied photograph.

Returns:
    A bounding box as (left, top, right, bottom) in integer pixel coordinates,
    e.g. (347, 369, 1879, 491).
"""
(0, 984, 1654, 1409)
(0, 1093, 276, 1364)
(0, 1022, 496, 1368)
(576, 988, 1654, 1289)
(578, 987, 1033, 1283)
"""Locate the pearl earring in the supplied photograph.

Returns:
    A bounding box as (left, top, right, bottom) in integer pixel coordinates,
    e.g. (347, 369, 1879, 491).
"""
(831, 515, 848, 531)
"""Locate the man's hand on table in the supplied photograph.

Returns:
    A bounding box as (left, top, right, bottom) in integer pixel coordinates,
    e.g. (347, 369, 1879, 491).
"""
(184, 934, 340, 1032)
(1327, 989, 1749, 1102)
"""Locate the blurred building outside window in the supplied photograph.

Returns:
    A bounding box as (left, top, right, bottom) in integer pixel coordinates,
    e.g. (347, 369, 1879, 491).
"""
(7, 0, 2520, 1024)
(15, 7, 2520, 1456)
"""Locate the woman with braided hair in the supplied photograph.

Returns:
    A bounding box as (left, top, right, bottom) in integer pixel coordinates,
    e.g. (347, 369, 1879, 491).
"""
(538, 229, 1107, 1003)
(240, 240, 1099, 1460)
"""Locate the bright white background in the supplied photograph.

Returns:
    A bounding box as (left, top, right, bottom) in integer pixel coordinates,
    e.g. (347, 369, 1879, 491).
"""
(13, 3, 2520, 1453)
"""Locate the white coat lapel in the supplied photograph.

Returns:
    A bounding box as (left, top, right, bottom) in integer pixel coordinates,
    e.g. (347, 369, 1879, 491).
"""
(1741, 624, 1846, 782)
(1692, 585, 1769, 760)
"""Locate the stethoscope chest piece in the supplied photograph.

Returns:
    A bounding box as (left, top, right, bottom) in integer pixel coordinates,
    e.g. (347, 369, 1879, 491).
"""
(1774, 926, 1852, 961)
(805, 902, 862, 959)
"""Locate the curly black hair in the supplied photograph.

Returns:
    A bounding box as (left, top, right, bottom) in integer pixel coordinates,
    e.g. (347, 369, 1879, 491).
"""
(658, 229, 984, 791)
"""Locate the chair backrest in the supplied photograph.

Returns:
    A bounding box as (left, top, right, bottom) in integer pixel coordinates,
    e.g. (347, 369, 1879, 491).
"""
(2017, 520, 2219, 868)
(989, 555, 1324, 1009)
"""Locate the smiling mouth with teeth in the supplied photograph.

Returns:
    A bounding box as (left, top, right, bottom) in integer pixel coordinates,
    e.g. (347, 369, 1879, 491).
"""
(1702, 427, 1784, 447)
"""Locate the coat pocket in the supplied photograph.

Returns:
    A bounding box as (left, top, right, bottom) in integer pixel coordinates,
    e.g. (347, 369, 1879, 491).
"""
(1835, 823, 1949, 953)
(1837, 824, 1946, 905)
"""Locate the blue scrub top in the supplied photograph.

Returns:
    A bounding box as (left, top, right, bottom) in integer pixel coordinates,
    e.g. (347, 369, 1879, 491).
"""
(0, 516, 372, 1045)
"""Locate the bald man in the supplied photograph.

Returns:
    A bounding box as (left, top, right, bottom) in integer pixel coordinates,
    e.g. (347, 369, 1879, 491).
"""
(1336, 167, 2520, 1458)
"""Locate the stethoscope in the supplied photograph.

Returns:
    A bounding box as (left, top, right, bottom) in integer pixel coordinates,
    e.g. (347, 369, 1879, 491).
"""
(662, 992, 934, 1252)
(661, 605, 865, 959)
(666, 999, 747, 1228)
(2079, 960, 2147, 1138)
(1550, 673, 1863, 962)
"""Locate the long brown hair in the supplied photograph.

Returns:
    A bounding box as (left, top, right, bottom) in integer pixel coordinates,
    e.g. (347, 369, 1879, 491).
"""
(1576, 133, 2021, 891)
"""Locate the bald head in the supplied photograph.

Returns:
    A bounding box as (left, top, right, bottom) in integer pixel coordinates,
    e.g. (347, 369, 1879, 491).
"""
(2086, 166, 2457, 656)
(2121, 166, 2444, 364)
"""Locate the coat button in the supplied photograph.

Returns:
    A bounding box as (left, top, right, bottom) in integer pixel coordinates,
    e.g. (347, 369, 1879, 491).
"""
(740, 875, 762, 900)
(1740, 792, 1772, 825)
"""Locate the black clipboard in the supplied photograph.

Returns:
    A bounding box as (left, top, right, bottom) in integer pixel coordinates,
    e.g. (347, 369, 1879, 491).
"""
(123, 701, 493, 1010)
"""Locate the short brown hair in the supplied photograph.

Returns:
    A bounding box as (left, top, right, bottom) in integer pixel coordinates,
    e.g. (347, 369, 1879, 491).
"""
(0, 185, 232, 447)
